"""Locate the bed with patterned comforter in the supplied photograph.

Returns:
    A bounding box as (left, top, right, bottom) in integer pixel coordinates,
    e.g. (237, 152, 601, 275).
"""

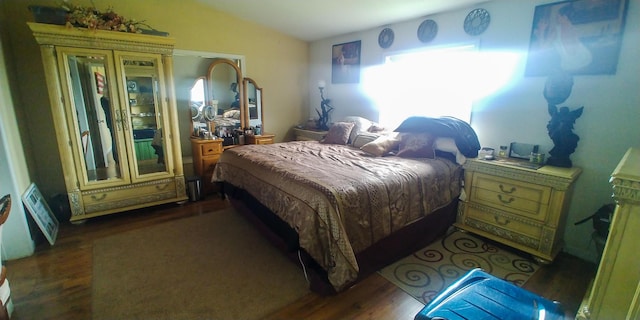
(212, 140, 463, 291)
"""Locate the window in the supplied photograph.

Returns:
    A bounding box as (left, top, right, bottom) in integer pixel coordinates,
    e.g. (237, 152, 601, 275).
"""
(363, 43, 478, 129)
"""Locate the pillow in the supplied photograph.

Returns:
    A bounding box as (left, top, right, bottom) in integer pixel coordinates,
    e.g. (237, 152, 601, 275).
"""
(223, 109, 241, 119)
(360, 135, 400, 157)
(342, 116, 374, 144)
(321, 122, 355, 145)
(351, 132, 380, 149)
(367, 123, 385, 133)
(434, 137, 467, 164)
(396, 132, 436, 159)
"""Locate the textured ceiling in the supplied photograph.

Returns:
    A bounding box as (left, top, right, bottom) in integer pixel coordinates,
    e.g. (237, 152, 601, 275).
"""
(196, 0, 491, 41)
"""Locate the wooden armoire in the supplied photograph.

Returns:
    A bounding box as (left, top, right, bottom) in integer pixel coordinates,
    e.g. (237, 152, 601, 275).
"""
(29, 23, 187, 221)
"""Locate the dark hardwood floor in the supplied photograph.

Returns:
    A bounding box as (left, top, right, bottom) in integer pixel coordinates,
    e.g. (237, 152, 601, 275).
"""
(6, 197, 596, 319)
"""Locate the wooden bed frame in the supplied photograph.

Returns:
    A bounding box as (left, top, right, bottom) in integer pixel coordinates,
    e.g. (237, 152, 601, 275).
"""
(222, 182, 459, 295)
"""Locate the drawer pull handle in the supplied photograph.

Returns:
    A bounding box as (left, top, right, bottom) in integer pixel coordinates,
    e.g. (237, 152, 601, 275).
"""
(155, 184, 169, 191)
(91, 194, 107, 201)
(499, 184, 516, 194)
(497, 194, 515, 204)
(494, 216, 510, 226)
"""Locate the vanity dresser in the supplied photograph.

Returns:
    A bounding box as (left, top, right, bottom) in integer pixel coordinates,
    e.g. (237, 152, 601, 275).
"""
(29, 22, 187, 221)
(455, 158, 581, 263)
(189, 60, 273, 195)
(577, 147, 640, 320)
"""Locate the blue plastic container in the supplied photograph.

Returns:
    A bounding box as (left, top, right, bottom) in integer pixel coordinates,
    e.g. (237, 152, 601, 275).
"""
(415, 268, 564, 320)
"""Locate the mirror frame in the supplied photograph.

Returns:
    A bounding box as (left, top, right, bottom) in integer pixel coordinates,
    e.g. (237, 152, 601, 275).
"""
(173, 50, 246, 140)
(207, 58, 245, 132)
(243, 77, 264, 132)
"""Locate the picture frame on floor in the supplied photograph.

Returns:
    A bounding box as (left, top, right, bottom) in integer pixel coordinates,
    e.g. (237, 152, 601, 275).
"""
(22, 183, 59, 245)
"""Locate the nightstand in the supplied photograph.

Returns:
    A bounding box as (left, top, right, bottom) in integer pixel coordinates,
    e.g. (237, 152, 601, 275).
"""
(190, 138, 223, 196)
(245, 133, 275, 145)
(292, 127, 328, 141)
(454, 158, 581, 263)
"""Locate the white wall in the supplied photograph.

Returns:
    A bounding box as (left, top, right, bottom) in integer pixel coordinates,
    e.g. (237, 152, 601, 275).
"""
(0, 33, 36, 260)
(309, 0, 640, 263)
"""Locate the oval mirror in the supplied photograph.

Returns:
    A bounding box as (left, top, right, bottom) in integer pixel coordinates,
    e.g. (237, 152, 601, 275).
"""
(207, 59, 244, 137)
(244, 77, 263, 131)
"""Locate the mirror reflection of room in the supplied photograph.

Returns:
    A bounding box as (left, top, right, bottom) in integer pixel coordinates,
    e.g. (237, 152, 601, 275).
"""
(123, 58, 168, 175)
(66, 54, 120, 181)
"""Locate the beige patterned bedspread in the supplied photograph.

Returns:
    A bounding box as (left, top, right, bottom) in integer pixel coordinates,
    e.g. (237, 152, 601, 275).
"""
(212, 141, 462, 291)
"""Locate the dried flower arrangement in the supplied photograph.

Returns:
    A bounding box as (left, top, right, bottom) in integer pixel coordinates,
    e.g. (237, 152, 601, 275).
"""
(58, 0, 156, 33)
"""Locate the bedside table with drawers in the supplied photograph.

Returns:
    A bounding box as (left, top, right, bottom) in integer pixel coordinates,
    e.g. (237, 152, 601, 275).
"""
(292, 127, 328, 141)
(190, 138, 223, 196)
(245, 133, 275, 145)
(455, 158, 581, 263)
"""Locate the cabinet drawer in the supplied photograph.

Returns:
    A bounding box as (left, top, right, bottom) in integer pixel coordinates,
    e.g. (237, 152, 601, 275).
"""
(82, 181, 177, 213)
(466, 204, 542, 240)
(471, 173, 551, 221)
(255, 138, 273, 144)
(200, 143, 222, 156)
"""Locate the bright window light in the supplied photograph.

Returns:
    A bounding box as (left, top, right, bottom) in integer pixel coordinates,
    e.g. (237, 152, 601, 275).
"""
(362, 43, 520, 129)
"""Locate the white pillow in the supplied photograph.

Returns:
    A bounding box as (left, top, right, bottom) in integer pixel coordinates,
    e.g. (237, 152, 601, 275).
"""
(434, 137, 467, 165)
(342, 116, 374, 144)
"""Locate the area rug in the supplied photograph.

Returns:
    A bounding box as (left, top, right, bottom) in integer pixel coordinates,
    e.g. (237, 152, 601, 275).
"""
(92, 208, 309, 320)
(379, 229, 540, 305)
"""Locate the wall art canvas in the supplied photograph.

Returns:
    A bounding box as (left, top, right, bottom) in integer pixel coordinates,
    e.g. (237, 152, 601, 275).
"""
(332, 40, 361, 84)
(525, 0, 629, 76)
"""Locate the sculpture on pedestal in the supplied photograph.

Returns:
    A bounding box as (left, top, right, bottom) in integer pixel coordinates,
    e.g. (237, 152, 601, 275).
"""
(543, 71, 583, 168)
(316, 82, 334, 131)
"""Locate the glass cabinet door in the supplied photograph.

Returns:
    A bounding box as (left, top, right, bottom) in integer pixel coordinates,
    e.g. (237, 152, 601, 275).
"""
(57, 47, 128, 187)
(116, 53, 171, 179)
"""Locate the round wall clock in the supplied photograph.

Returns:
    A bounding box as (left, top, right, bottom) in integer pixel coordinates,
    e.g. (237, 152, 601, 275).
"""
(378, 27, 394, 49)
(417, 19, 438, 43)
(464, 8, 490, 36)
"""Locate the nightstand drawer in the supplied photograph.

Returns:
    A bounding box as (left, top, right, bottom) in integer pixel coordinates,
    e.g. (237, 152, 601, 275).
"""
(471, 173, 550, 221)
(473, 173, 551, 202)
(466, 204, 542, 240)
(200, 143, 222, 156)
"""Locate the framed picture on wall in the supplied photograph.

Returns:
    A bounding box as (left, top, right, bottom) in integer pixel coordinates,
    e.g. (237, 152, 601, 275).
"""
(525, 0, 629, 76)
(332, 40, 361, 84)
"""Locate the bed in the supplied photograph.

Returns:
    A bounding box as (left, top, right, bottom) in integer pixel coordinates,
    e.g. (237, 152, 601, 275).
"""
(212, 116, 480, 293)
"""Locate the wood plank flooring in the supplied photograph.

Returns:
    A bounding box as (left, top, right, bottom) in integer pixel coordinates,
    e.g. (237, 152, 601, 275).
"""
(6, 197, 596, 319)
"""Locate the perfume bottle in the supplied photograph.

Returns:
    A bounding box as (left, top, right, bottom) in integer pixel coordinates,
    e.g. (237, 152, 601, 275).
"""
(498, 146, 508, 158)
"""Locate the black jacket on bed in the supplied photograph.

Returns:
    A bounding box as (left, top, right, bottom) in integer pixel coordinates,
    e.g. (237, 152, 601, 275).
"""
(394, 116, 481, 158)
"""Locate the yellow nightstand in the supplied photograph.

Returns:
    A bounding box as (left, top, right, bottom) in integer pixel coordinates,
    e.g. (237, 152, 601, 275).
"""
(455, 158, 581, 263)
(190, 138, 223, 196)
(245, 133, 275, 145)
(292, 127, 328, 141)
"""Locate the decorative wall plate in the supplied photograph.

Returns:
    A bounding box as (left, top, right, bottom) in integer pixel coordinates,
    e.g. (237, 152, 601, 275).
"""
(464, 8, 490, 36)
(202, 105, 216, 122)
(126, 80, 138, 92)
(378, 27, 394, 49)
(417, 19, 438, 43)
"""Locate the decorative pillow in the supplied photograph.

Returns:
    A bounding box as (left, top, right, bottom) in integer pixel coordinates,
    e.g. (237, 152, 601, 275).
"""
(321, 122, 355, 145)
(396, 132, 436, 159)
(360, 135, 400, 157)
(351, 132, 380, 149)
(223, 109, 241, 119)
(342, 116, 374, 144)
